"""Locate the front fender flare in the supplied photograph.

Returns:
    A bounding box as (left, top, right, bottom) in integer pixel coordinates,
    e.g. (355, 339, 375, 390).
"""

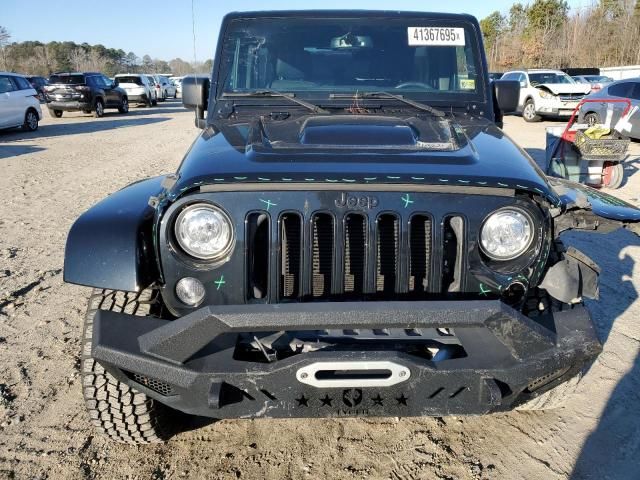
(549, 177, 640, 235)
(64, 176, 165, 292)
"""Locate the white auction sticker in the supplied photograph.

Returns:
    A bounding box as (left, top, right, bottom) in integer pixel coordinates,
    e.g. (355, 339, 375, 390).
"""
(408, 27, 465, 46)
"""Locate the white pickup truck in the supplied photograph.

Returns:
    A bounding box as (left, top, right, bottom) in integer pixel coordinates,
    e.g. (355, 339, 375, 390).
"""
(501, 69, 591, 122)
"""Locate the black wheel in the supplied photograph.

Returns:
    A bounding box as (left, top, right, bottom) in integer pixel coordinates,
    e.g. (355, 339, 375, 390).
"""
(523, 98, 541, 122)
(49, 109, 63, 118)
(160, 90, 166, 102)
(23, 109, 39, 131)
(173, 89, 177, 99)
(584, 112, 600, 127)
(118, 97, 129, 114)
(82, 289, 178, 444)
(152, 98, 157, 106)
(94, 99, 104, 118)
(602, 161, 624, 189)
(146, 96, 153, 108)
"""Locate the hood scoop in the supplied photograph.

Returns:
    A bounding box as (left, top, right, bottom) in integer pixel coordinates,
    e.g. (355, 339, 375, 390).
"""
(299, 116, 418, 146)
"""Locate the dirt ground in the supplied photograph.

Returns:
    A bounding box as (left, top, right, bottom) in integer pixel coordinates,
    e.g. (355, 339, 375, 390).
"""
(0, 104, 639, 480)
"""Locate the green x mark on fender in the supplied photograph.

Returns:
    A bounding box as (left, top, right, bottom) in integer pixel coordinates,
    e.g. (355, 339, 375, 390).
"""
(479, 283, 492, 297)
(214, 275, 226, 290)
(259, 199, 277, 210)
(401, 193, 414, 208)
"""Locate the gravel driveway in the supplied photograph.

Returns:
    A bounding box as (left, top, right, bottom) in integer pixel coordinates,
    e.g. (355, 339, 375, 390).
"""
(0, 106, 638, 480)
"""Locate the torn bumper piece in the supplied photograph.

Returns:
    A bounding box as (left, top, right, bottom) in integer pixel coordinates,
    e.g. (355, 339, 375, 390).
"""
(92, 300, 602, 418)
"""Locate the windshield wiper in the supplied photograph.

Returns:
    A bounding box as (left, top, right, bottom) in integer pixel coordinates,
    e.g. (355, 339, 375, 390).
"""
(221, 89, 329, 114)
(337, 91, 445, 118)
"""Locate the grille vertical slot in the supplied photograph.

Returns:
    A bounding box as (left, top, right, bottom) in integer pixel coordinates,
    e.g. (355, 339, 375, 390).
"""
(311, 213, 334, 298)
(409, 215, 431, 294)
(280, 213, 302, 300)
(344, 214, 367, 295)
(376, 214, 399, 295)
(246, 212, 270, 300)
(442, 216, 464, 293)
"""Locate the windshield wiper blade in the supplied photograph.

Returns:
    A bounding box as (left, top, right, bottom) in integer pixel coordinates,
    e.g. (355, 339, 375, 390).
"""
(355, 91, 445, 117)
(222, 89, 329, 114)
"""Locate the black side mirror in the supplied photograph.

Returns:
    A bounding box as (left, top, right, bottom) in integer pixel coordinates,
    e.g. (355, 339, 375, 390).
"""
(493, 79, 520, 114)
(182, 75, 210, 129)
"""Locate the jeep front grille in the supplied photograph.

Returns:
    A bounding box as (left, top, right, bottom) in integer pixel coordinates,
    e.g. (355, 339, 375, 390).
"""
(246, 209, 464, 302)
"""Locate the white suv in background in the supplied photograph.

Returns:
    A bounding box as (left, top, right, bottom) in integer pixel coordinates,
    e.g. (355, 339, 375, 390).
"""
(115, 74, 157, 107)
(0, 72, 42, 132)
(501, 69, 591, 122)
(151, 74, 177, 101)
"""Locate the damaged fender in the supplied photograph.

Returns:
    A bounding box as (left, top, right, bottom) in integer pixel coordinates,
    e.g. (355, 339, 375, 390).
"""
(540, 177, 640, 303)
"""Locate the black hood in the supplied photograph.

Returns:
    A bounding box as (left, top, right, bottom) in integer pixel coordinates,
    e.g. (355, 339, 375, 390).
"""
(169, 113, 559, 204)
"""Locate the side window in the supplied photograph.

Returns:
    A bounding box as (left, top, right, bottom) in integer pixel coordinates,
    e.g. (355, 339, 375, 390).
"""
(86, 76, 97, 87)
(502, 73, 516, 80)
(519, 73, 527, 85)
(629, 82, 640, 101)
(608, 82, 632, 98)
(101, 76, 112, 87)
(14, 76, 32, 90)
(0, 75, 15, 93)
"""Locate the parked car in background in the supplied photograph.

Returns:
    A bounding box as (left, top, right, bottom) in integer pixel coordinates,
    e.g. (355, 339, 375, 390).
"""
(501, 69, 591, 122)
(0, 72, 42, 131)
(26, 76, 48, 101)
(44, 72, 129, 118)
(578, 78, 640, 139)
(571, 75, 613, 93)
(170, 76, 183, 96)
(115, 74, 157, 107)
(151, 74, 177, 101)
(145, 75, 159, 104)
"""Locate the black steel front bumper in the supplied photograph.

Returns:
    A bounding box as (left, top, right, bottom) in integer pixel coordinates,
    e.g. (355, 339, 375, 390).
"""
(93, 300, 602, 418)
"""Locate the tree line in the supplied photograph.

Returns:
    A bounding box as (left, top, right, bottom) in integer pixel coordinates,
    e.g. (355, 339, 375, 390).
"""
(0, 26, 212, 77)
(481, 0, 640, 71)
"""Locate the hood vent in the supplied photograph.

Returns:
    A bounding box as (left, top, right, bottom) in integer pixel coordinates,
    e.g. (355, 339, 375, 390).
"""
(299, 116, 418, 147)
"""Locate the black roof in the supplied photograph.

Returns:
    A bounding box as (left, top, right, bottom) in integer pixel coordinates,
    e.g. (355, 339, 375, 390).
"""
(223, 10, 477, 22)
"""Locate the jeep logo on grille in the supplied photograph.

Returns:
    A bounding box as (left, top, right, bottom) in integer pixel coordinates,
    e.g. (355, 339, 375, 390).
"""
(335, 193, 379, 209)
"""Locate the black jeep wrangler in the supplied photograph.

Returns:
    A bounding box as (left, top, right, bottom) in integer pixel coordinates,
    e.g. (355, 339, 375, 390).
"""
(64, 11, 640, 444)
(45, 72, 129, 118)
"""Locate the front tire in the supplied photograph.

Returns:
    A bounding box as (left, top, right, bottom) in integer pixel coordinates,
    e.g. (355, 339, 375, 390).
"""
(523, 99, 541, 122)
(23, 109, 39, 131)
(584, 112, 600, 127)
(94, 99, 104, 118)
(82, 289, 177, 444)
(49, 109, 63, 118)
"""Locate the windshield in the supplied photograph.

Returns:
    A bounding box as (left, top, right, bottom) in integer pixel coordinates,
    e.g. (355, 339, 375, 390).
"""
(49, 74, 85, 85)
(116, 76, 143, 85)
(529, 72, 574, 85)
(586, 75, 612, 83)
(218, 17, 483, 102)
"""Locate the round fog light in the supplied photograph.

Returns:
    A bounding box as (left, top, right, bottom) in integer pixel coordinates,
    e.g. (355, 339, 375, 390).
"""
(175, 277, 205, 306)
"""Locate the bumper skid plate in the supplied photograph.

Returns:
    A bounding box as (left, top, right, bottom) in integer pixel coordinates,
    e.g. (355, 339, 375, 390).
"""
(92, 300, 602, 418)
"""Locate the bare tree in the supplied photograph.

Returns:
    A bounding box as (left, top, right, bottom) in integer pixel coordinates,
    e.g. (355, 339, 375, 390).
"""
(0, 26, 10, 70)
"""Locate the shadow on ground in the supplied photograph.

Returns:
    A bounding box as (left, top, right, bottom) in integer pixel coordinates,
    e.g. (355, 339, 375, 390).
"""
(563, 229, 640, 479)
(0, 144, 46, 160)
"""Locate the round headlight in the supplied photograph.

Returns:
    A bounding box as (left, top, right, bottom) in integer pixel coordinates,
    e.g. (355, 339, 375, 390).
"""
(480, 209, 534, 260)
(174, 204, 234, 261)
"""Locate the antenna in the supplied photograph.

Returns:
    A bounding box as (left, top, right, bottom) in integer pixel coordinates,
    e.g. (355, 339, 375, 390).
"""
(190, 0, 204, 124)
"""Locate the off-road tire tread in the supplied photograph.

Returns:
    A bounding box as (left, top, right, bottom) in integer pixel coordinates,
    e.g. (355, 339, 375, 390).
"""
(82, 289, 175, 444)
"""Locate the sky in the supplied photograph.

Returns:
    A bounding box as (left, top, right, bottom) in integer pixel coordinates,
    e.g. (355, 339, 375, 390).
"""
(2, 0, 588, 61)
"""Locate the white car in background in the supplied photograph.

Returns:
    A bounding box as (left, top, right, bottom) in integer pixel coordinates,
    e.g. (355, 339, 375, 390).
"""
(115, 74, 157, 107)
(501, 69, 591, 122)
(170, 76, 183, 96)
(151, 74, 177, 101)
(0, 72, 42, 132)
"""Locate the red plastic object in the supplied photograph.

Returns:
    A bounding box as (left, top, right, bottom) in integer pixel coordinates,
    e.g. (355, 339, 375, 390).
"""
(560, 98, 632, 143)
